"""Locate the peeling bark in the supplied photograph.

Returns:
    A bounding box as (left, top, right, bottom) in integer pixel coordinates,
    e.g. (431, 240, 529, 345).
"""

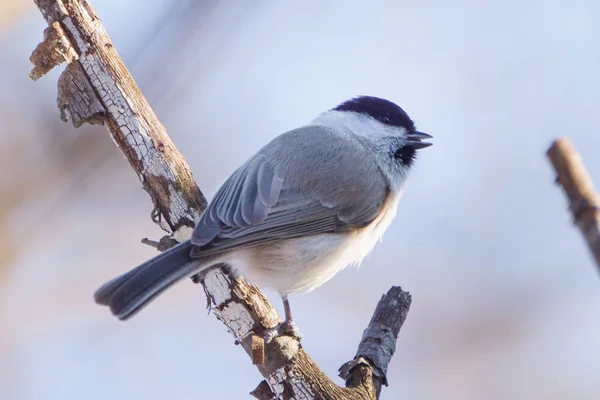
(57, 61, 106, 127)
(32, 0, 206, 234)
(29, 21, 77, 80)
(30, 1, 412, 398)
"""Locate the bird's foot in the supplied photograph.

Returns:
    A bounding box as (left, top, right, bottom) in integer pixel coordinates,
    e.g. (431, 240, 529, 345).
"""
(263, 320, 303, 343)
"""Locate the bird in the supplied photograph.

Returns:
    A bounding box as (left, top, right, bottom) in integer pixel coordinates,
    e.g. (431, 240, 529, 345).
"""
(94, 95, 432, 336)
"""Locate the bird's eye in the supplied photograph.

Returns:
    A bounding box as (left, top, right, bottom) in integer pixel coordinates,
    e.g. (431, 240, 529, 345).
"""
(379, 116, 391, 124)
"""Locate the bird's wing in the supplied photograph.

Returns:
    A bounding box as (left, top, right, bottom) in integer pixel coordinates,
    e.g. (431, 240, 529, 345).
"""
(191, 124, 389, 256)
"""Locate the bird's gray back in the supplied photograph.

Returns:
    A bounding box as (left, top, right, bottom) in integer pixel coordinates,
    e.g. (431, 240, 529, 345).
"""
(191, 124, 389, 255)
(261, 124, 385, 215)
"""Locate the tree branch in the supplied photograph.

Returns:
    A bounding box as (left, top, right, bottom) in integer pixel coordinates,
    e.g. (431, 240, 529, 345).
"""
(29, 1, 412, 398)
(31, 0, 206, 236)
(547, 137, 600, 270)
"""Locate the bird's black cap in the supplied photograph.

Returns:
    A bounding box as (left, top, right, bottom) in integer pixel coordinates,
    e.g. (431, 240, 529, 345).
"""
(332, 96, 415, 132)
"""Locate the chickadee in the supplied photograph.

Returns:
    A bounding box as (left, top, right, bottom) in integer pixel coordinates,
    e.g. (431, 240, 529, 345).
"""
(94, 96, 432, 333)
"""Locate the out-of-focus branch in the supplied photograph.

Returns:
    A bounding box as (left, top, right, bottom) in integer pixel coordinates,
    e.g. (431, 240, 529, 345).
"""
(547, 137, 600, 270)
(29, 1, 412, 398)
(0, 0, 32, 28)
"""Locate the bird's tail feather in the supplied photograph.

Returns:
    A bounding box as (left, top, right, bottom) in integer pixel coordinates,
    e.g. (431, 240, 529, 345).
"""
(94, 240, 205, 320)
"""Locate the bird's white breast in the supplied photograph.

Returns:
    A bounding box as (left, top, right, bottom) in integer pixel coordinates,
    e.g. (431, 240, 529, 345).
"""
(230, 192, 402, 296)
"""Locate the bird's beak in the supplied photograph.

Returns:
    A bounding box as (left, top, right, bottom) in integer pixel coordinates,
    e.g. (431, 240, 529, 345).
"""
(406, 131, 433, 149)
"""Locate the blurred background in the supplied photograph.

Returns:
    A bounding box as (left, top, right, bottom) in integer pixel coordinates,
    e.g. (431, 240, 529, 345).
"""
(1, 0, 599, 399)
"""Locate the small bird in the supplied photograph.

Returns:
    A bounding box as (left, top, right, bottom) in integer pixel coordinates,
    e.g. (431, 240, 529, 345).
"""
(94, 96, 432, 335)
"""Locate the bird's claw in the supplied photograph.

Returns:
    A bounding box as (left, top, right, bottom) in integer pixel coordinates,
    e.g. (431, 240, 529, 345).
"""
(263, 320, 303, 343)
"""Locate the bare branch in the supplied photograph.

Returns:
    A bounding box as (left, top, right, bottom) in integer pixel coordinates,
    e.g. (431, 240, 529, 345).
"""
(29, 1, 412, 398)
(32, 0, 206, 235)
(547, 137, 600, 269)
(340, 287, 411, 397)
